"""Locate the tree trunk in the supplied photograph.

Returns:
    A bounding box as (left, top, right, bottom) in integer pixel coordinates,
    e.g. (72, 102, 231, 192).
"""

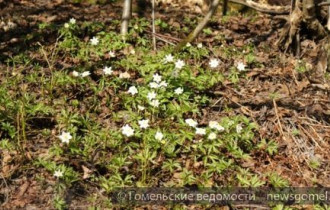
(121, 0, 132, 36)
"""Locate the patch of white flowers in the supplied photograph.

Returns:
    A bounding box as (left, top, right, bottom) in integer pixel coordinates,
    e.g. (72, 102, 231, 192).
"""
(209, 121, 225, 132)
(71, 71, 90, 78)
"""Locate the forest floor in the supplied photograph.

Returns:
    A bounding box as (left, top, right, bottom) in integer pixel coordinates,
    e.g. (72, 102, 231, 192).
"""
(0, 0, 329, 209)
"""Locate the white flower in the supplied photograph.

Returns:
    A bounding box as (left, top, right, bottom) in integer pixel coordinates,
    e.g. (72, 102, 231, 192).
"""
(195, 128, 206, 135)
(119, 72, 131, 79)
(90, 37, 99, 45)
(197, 43, 203, 48)
(72, 71, 80, 77)
(237, 62, 246, 71)
(174, 87, 183, 95)
(81, 71, 91, 77)
(128, 86, 138, 95)
(175, 59, 185, 69)
(54, 170, 63, 178)
(138, 119, 149, 129)
(149, 82, 159, 89)
(153, 73, 162, 83)
(138, 105, 145, 111)
(69, 18, 76, 24)
(185, 118, 198, 127)
(209, 121, 225, 132)
(150, 99, 160, 107)
(186, 42, 191, 47)
(130, 49, 135, 54)
(64, 23, 69, 28)
(236, 124, 243, 134)
(109, 51, 116, 57)
(159, 81, 168, 88)
(147, 91, 157, 100)
(58, 131, 72, 144)
(122, 124, 134, 137)
(155, 131, 164, 141)
(164, 54, 174, 63)
(208, 132, 217, 140)
(209, 58, 220, 68)
(103, 66, 113, 75)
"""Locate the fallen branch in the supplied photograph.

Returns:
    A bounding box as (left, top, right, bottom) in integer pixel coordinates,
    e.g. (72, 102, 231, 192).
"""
(229, 0, 290, 14)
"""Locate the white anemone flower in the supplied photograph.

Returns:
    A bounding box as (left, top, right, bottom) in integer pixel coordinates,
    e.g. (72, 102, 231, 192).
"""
(72, 71, 80, 77)
(138, 105, 145, 111)
(119, 72, 131, 79)
(122, 124, 134, 137)
(58, 131, 72, 144)
(69, 18, 76, 24)
(208, 132, 217, 140)
(209, 121, 225, 132)
(149, 82, 159, 89)
(155, 131, 164, 141)
(185, 118, 198, 127)
(164, 54, 174, 63)
(195, 128, 206, 135)
(175, 59, 185, 69)
(128, 86, 138, 95)
(147, 91, 157, 100)
(81, 71, 91, 77)
(138, 119, 149, 129)
(159, 81, 168, 88)
(237, 62, 246, 71)
(236, 124, 243, 134)
(90, 37, 99, 45)
(209, 58, 220, 68)
(103, 66, 113, 75)
(174, 87, 183, 95)
(150, 99, 160, 107)
(108, 51, 116, 57)
(54, 170, 63, 178)
(153, 73, 162, 83)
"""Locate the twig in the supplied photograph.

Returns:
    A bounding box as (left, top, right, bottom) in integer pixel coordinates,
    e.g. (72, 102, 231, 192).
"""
(145, 30, 181, 42)
(273, 99, 285, 138)
(318, 1, 330, 6)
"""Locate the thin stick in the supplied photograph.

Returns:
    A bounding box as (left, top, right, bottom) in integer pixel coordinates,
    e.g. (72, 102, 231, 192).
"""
(152, 0, 157, 51)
